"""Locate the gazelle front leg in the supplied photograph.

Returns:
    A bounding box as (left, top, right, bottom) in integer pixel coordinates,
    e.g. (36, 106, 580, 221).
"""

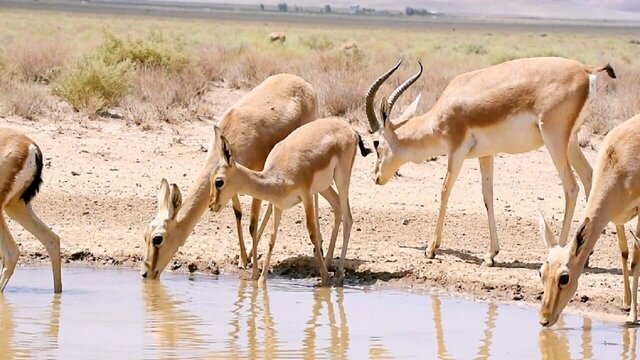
(319, 187, 341, 270)
(246, 198, 268, 265)
(479, 155, 499, 266)
(426, 151, 464, 259)
(616, 225, 631, 311)
(258, 207, 282, 283)
(628, 241, 640, 324)
(231, 195, 249, 268)
(303, 194, 330, 286)
(5, 201, 61, 293)
(0, 215, 19, 293)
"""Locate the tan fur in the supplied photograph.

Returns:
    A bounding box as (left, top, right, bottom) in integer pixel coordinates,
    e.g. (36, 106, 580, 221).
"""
(368, 57, 611, 266)
(539, 113, 640, 327)
(268, 32, 286, 43)
(209, 118, 361, 285)
(0, 128, 61, 293)
(141, 74, 318, 280)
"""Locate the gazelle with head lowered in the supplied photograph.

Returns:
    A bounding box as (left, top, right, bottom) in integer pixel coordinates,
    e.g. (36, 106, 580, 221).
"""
(366, 57, 616, 265)
(539, 113, 640, 327)
(141, 74, 318, 280)
(0, 128, 61, 293)
(208, 118, 371, 285)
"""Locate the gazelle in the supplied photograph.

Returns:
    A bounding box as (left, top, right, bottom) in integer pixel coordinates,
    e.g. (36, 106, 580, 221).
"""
(366, 57, 616, 265)
(0, 128, 61, 293)
(539, 113, 640, 327)
(208, 118, 371, 285)
(141, 74, 318, 280)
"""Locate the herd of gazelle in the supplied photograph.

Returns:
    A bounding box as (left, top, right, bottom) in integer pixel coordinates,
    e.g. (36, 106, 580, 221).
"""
(1, 56, 638, 327)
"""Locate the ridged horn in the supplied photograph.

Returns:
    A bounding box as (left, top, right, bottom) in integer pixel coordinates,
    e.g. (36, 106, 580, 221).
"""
(386, 61, 423, 117)
(365, 59, 402, 133)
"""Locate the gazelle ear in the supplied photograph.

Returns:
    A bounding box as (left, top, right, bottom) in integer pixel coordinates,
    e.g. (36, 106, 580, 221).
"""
(539, 213, 558, 249)
(399, 92, 421, 120)
(157, 178, 171, 212)
(169, 183, 182, 219)
(379, 97, 391, 128)
(571, 218, 591, 256)
(220, 135, 236, 168)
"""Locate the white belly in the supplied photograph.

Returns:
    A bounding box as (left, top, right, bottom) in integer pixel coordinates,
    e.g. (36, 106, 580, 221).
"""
(466, 112, 544, 158)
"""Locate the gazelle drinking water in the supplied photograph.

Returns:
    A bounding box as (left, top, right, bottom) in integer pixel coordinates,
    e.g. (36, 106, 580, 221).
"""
(365, 57, 615, 266)
(0, 128, 61, 293)
(539, 113, 640, 327)
(208, 118, 371, 285)
(141, 74, 318, 279)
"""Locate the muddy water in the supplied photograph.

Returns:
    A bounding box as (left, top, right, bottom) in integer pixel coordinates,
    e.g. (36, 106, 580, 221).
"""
(0, 268, 637, 359)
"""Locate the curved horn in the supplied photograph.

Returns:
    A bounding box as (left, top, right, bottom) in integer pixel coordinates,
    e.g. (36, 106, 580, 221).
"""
(387, 61, 423, 116)
(365, 59, 402, 133)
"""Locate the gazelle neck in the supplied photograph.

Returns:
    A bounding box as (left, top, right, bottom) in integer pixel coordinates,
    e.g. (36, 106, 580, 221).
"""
(394, 111, 446, 163)
(234, 165, 285, 206)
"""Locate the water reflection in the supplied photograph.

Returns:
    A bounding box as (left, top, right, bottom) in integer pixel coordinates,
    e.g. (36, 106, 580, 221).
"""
(0, 294, 61, 359)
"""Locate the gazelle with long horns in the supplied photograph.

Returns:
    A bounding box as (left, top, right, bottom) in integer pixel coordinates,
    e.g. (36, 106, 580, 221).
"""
(141, 74, 319, 280)
(539, 113, 640, 327)
(208, 118, 371, 285)
(365, 57, 616, 265)
(0, 128, 61, 293)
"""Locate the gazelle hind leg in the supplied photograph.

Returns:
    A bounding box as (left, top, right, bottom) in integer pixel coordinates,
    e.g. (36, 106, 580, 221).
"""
(313, 194, 324, 257)
(568, 136, 593, 200)
(627, 241, 640, 324)
(0, 214, 18, 293)
(540, 120, 578, 246)
(302, 193, 329, 286)
(427, 150, 465, 259)
(319, 187, 341, 270)
(616, 225, 632, 311)
(5, 200, 61, 293)
(479, 156, 499, 266)
(258, 208, 282, 284)
(247, 198, 267, 265)
(231, 195, 248, 268)
(334, 159, 354, 285)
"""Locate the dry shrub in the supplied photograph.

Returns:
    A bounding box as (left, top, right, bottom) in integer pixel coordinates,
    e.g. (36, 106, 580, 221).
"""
(0, 81, 49, 119)
(301, 35, 334, 51)
(53, 56, 132, 114)
(5, 39, 68, 82)
(226, 50, 285, 89)
(190, 45, 231, 82)
(97, 31, 187, 71)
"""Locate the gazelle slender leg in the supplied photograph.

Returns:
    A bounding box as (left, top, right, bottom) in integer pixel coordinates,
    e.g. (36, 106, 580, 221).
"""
(567, 137, 593, 200)
(540, 124, 578, 246)
(249, 201, 268, 281)
(334, 164, 353, 285)
(258, 207, 282, 284)
(247, 198, 266, 264)
(314, 194, 323, 253)
(5, 201, 61, 293)
(479, 155, 499, 267)
(302, 194, 329, 286)
(0, 214, 18, 293)
(426, 151, 464, 259)
(627, 241, 640, 324)
(616, 225, 632, 311)
(319, 187, 341, 270)
(255, 202, 272, 245)
(231, 195, 248, 268)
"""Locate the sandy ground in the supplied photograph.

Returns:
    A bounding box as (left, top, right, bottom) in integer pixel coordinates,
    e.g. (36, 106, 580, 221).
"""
(1, 85, 635, 323)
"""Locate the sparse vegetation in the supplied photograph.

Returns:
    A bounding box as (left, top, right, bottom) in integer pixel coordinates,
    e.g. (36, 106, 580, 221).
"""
(0, 9, 637, 140)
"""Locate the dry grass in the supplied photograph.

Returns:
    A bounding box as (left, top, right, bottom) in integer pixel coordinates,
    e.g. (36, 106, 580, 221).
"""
(0, 9, 637, 137)
(0, 80, 49, 119)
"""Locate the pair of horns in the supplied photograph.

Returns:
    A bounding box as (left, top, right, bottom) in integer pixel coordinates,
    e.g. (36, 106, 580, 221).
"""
(365, 59, 423, 133)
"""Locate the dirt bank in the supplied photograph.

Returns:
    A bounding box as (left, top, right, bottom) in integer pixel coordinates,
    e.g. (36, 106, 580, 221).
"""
(2, 86, 633, 324)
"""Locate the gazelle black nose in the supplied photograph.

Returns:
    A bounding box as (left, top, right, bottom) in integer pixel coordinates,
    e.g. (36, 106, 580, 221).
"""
(141, 271, 148, 278)
(539, 320, 550, 327)
(152, 235, 163, 246)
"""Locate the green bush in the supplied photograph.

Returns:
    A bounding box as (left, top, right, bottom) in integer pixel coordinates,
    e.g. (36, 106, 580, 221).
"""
(53, 56, 132, 113)
(97, 31, 187, 71)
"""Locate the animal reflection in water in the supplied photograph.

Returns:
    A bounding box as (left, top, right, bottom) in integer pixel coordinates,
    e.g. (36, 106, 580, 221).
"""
(141, 279, 362, 358)
(0, 295, 61, 359)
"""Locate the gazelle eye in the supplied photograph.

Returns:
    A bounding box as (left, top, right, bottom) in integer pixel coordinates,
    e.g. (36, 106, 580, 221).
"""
(215, 178, 225, 190)
(559, 273, 570, 287)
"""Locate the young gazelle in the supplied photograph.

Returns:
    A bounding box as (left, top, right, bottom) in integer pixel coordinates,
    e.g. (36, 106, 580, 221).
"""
(539, 113, 640, 327)
(0, 128, 61, 293)
(141, 74, 318, 279)
(208, 118, 371, 285)
(366, 57, 616, 265)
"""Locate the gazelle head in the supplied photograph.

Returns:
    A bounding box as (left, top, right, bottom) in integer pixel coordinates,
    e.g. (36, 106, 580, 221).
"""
(141, 178, 183, 280)
(365, 59, 423, 185)
(208, 126, 239, 213)
(538, 214, 591, 327)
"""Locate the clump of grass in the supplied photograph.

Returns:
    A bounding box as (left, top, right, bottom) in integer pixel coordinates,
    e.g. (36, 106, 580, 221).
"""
(97, 30, 187, 71)
(0, 81, 49, 119)
(4, 39, 68, 82)
(53, 56, 132, 114)
(462, 43, 488, 55)
(301, 35, 334, 51)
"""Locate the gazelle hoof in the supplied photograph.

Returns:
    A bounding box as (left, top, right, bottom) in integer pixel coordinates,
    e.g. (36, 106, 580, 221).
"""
(622, 304, 632, 312)
(625, 316, 637, 326)
(426, 249, 436, 259)
(482, 256, 495, 267)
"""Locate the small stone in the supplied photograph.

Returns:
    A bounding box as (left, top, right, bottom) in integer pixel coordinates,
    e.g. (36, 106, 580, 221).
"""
(537, 196, 544, 200)
(513, 293, 524, 301)
(580, 295, 589, 303)
(188, 263, 198, 273)
(402, 219, 410, 226)
(170, 260, 182, 271)
(71, 171, 80, 176)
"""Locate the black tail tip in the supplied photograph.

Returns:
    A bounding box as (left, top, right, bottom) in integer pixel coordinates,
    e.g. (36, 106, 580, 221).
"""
(20, 146, 43, 204)
(603, 63, 616, 79)
(357, 134, 372, 157)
